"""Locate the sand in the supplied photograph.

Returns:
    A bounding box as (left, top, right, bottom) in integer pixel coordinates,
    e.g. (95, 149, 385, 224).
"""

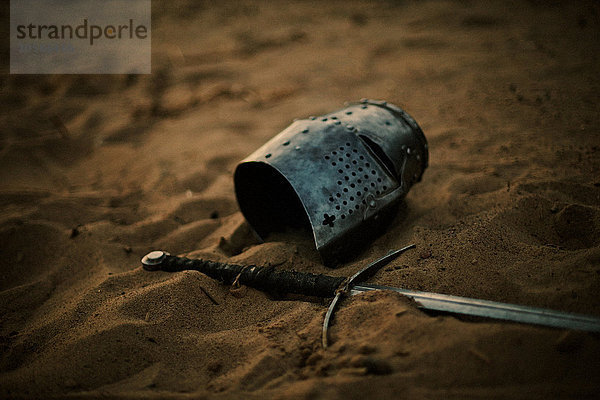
(1, 0, 600, 398)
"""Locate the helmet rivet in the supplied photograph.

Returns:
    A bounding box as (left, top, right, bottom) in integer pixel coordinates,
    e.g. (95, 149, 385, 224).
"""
(367, 194, 377, 208)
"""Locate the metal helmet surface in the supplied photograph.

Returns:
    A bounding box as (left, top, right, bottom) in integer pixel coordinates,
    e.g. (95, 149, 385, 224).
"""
(234, 99, 428, 266)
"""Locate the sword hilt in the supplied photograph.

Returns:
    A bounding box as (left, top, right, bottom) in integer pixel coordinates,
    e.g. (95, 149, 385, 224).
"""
(141, 250, 345, 298)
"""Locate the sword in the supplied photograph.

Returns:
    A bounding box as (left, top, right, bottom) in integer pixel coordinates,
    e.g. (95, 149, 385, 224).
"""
(141, 247, 600, 348)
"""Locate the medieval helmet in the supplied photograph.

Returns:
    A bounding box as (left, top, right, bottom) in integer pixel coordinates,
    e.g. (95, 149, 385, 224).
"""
(234, 99, 428, 266)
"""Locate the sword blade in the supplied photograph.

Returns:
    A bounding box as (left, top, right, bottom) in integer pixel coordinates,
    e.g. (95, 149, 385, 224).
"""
(351, 284, 600, 332)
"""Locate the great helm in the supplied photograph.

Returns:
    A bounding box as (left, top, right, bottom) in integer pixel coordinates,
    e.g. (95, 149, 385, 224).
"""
(234, 99, 428, 266)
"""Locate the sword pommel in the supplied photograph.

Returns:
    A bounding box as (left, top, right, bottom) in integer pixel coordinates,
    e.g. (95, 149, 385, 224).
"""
(141, 250, 169, 271)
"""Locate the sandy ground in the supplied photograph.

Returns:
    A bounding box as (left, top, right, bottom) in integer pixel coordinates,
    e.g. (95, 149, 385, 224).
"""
(1, 0, 600, 398)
